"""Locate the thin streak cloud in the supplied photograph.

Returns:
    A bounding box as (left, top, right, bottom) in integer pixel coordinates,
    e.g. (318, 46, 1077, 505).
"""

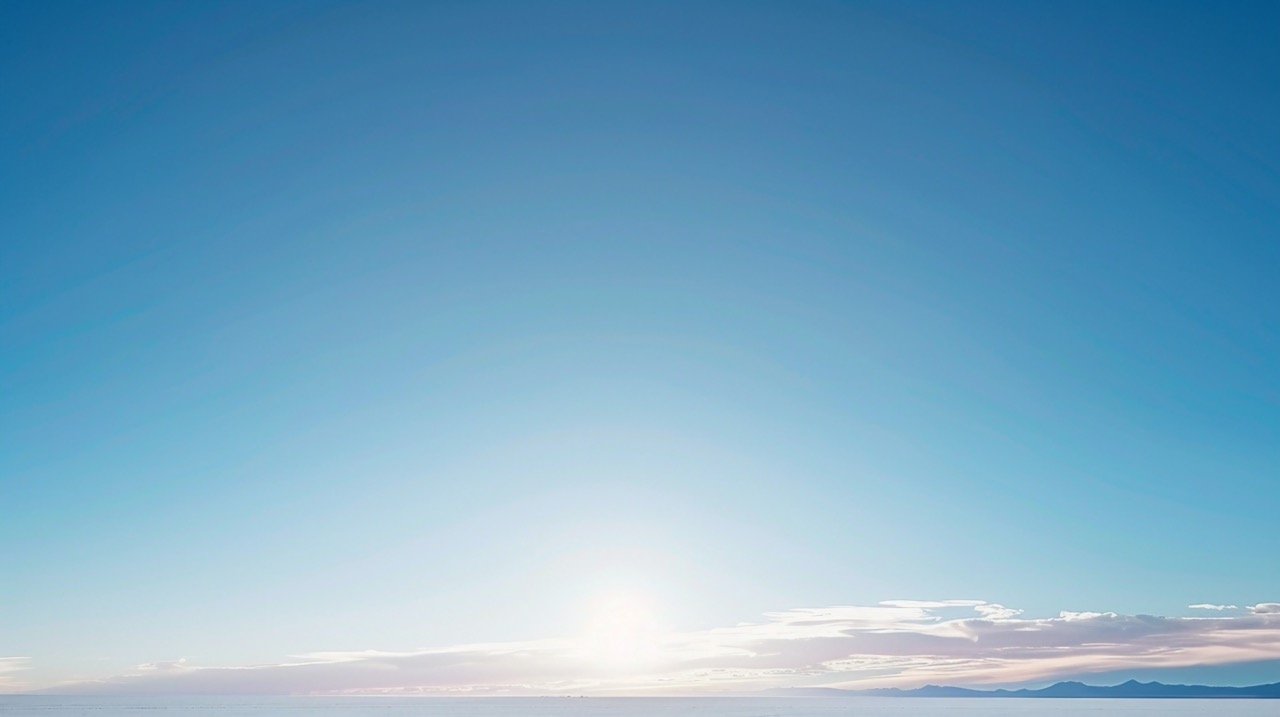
(0, 658, 31, 691)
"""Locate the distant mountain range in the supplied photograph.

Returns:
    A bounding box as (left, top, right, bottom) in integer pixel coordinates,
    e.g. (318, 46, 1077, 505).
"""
(764, 679, 1280, 698)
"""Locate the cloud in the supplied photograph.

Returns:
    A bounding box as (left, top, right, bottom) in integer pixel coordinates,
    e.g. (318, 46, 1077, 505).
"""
(0, 657, 31, 692)
(136, 659, 192, 673)
(877, 600, 986, 609)
(1189, 604, 1239, 611)
(36, 600, 1280, 696)
(974, 603, 1022, 619)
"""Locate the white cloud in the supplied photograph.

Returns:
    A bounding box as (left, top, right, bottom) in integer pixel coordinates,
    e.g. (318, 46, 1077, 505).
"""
(35, 600, 1280, 696)
(877, 600, 986, 609)
(1189, 604, 1239, 611)
(973, 603, 1022, 619)
(0, 657, 31, 693)
(136, 659, 191, 673)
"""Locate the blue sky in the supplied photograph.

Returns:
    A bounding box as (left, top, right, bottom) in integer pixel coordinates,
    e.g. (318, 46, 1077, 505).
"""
(2, 0, 1278, 694)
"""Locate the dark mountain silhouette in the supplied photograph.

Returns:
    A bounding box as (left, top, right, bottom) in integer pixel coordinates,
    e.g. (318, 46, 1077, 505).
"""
(764, 679, 1280, 698)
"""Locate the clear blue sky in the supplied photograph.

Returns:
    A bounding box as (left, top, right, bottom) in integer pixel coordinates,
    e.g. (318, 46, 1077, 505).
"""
(2, 0, 1278, 694)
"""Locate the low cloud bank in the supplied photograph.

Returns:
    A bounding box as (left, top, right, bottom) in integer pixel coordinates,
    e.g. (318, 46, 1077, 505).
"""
(0, 658, 30, 691)
(40, 600, 1280, 695)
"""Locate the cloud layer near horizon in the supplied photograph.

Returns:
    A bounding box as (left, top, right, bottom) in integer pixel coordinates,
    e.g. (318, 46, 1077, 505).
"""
(0, 658, 31, 692)
(34, 601, 1280, 695)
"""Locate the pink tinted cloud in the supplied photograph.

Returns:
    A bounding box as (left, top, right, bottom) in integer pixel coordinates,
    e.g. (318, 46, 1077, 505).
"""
(38, 600, 1280, 695)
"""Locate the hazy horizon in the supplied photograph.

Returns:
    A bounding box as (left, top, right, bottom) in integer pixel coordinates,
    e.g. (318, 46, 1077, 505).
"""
(4, 696, 1280, 716)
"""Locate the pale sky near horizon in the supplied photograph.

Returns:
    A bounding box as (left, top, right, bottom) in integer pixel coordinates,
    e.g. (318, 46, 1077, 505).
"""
(2, 0, 1278, 695)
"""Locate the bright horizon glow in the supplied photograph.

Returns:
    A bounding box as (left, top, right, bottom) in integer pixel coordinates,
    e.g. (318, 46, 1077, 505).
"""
(583, 589, 662, 669)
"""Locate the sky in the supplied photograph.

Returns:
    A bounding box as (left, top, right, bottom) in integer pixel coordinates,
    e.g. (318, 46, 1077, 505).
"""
(2, 0, 1278, 696)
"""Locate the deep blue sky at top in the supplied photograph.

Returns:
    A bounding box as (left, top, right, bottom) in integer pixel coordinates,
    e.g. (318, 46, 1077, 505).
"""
(2, 0, 1278, 684)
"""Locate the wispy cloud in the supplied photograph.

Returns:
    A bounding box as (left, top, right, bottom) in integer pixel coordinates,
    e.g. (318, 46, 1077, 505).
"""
(1189, 604, 1239, 611)
(135, 659, 192, 673)
(0, 657, 31, 692)
(38, 600, 1280, 695)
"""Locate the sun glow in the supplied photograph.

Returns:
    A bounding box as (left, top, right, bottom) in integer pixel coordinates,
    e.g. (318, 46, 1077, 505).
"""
(584, 589, 662, 668)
